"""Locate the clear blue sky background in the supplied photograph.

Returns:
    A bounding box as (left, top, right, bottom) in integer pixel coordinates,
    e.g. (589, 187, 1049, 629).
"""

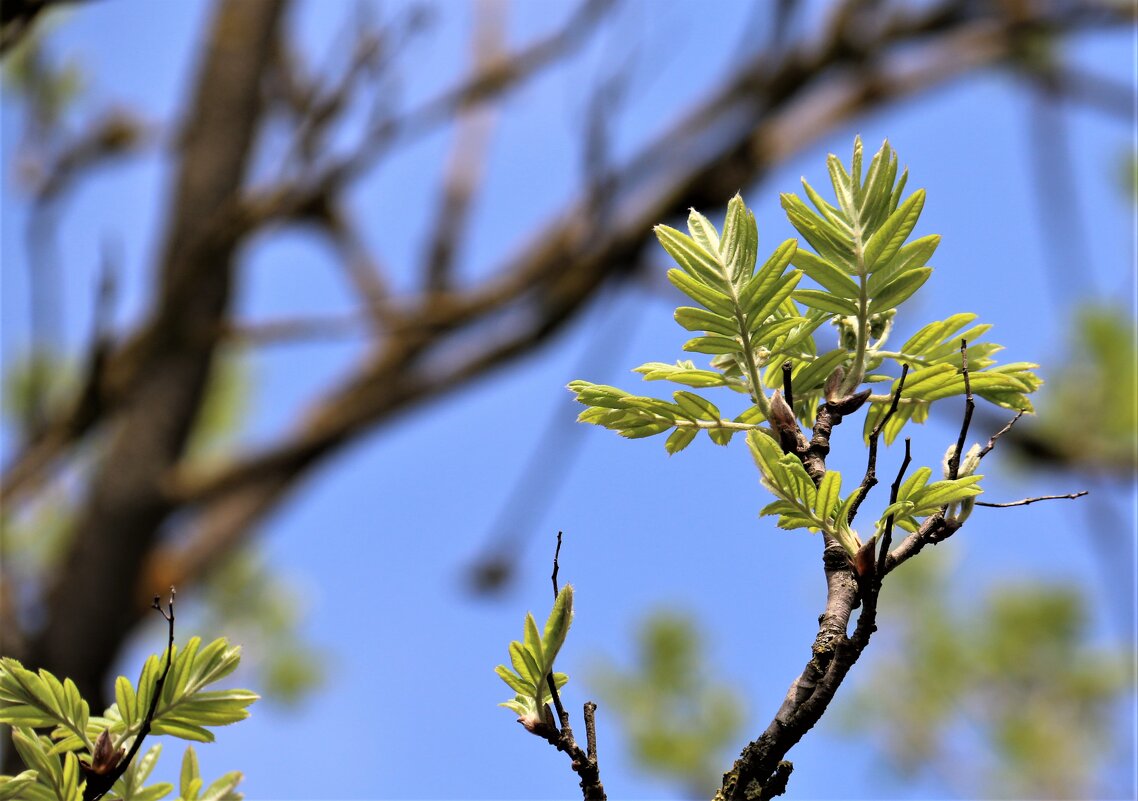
(1, 1, 1134, 799)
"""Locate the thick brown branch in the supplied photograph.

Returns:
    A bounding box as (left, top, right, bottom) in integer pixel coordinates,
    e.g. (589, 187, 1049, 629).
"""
(26, 0, 287, 707)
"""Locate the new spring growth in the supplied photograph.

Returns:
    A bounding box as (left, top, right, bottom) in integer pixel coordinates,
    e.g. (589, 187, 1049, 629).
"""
(943, 443, 982, 523)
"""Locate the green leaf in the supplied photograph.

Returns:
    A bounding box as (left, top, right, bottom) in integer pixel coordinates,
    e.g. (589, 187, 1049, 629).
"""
(687, 209, 722, 257)
(745, 271, 803, 326)
(868, 267, 931, 314)
(509, 640, 538, 685)
(672, 391, 720, 421)
(180, 746, 202, 801)
(721, 194, 759, 284)
(655, 226, 724, 288)
(863, 189, 925, 272)
(150, 718, 213, 742)
(792, 289, 858, 316)
(901, 313, 977, 356)
(665, 426, 698, 454)
(116, 675, 138, 727)
(867, 234, 940, 293)
(912, 475, 984, 511)
(0, 771, 39, 801)
(815, 470, 842, 520)
(826, 153, 857, 220)
(683, 335, 742, 355)
(666, 269, 734, 316)
(633, 362, 741, 390)
(674, 307, 739, 337)
(791, 249, 860, 298)
(781, 194, 856, 270)
(707, 427, 735, 446)
(541, 584, 574, 671)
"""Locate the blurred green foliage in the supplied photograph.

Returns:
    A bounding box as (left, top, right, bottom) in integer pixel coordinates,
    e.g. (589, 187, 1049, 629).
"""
(589, 611, 745, 798)
(1035, 304, 1136, 473)
(838, 553, 1135, 799)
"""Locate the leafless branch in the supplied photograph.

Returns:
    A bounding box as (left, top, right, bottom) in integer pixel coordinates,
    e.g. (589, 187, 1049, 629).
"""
(976, 491, 1089, 508)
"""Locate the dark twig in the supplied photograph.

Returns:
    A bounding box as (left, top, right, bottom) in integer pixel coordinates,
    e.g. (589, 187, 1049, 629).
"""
(536, 530, 606, 799)
(977, 409, 1025, 460)
(847, 364, 909, 525)
(584, 700, 598, 763)
(977, 491, 1088, 508)
(781, 360, 794, 412)
(551, 530, 563, 598)
(82, 588, 176, 801)
(875, 438, 912, 585)
(946, 340, 974, 481)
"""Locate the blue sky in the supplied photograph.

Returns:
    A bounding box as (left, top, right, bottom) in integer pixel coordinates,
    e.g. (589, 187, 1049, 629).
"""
(1, 2, 1135, 799)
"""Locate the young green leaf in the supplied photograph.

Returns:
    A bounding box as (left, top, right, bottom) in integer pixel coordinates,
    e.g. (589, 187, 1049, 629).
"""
(863, 189, 925, 273)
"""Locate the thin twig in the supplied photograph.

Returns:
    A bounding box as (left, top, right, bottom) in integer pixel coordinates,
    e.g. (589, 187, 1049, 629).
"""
(946, 340, 974, 480)
(875, 438, 912, 585)
(551, 530, 563, 599)
(977, 409, 1026, 460)
(846, 364, 909, 525)
(782, 360, 794, 412)
(83, 588, 176, 801)
(584, 701, 598, 762)
(977, 491, 1088, 508)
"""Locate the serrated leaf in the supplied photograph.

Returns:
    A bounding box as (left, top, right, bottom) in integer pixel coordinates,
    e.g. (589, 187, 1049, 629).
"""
(792, 249, 860, 297)
(826, 154, 857, 219)
(739, 241, 796, 314)
(674, 307, 739, 337)
(665, 426, 698, 454)
(687, 209, 722, 256)
(897, 466, 932, 503)
(509, 641, 538, 686)
(912, 475, 984, 511)
(791, 349, 849, 395)
(672, 391, 720, 421)
(666, 269, 734, 316)
(541, 584, 574, 671)
(707, 427, 735, 446)
(151, 718, 213, 742)
(683, 335, 741, 355)
(655, 225, 725, 288)
(746, 271, 803, 325)
(781, 195, 856, 270)
(495, 664, 531, 696)
(815, 470, 842, 519)
(792, 289, 858, 316)
(868, 266, 931, 314)
(618, 420, 674, 438)
(0, 771, 39, 801)
(863, 189, 925, 272)
(116, 675, 138, 727)
(721, 194, 759, 284)
(802, 177, 850, 231)
(867, 234, 940, 293)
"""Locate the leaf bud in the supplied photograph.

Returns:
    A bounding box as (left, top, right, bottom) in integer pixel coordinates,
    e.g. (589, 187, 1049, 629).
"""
(768, 390, 800, 452)
(832, 315, 858, 351)
(823, 366, 846, 404)
(868, 309, 896, 341)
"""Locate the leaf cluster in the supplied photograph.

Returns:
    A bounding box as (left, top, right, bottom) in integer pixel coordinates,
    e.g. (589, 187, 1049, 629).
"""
(496, 584, 574, 731)
(565, 137, 1041, 550)
(0, 637, 256, 801)
(749, 431, 861, 557)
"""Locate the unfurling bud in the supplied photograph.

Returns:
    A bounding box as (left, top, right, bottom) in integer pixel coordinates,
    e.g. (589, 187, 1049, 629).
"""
(943, 443, 982, 523)
(768, 390, 800, 452)
(943, 443, 982, 480)
(853, 539, 876, 579)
